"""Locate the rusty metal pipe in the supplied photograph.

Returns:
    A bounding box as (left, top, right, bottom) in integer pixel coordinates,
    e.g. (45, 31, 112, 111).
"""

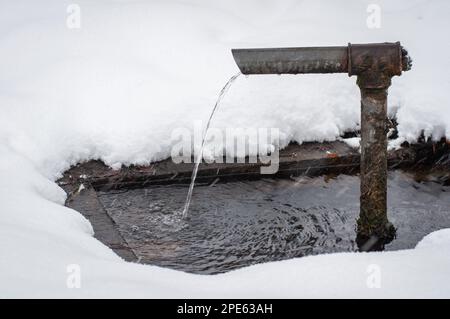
(232, 42, 410, 77)
(356, 86, 394, 249)
(232, 46, 348, 74)
(231, 42, 412, 248)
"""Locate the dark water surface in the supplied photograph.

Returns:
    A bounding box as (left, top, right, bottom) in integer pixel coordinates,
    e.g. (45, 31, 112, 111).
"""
(98, 171, 450, 274)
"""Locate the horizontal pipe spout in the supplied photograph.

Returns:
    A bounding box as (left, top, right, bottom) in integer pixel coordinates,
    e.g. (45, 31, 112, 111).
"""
(232, 42, 411, 78)
(232, 46, 348, 75)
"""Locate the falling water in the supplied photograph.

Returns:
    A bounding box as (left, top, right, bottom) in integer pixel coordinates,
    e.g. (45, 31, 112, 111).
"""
(181, 72, 241, 218)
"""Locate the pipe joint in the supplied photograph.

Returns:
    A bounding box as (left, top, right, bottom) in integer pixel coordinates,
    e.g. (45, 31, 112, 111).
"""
(348, 42, 411, 89)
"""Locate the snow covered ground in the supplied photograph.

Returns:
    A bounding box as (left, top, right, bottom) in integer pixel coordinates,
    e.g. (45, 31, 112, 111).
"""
(0, 0, 449, 298)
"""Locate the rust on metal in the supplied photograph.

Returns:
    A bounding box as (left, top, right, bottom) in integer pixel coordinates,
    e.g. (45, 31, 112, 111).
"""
(232, 46, 348, 74)
(352, 43, 411, 247)
(356, 86, 394, 248)
(232, 42, 411, 78)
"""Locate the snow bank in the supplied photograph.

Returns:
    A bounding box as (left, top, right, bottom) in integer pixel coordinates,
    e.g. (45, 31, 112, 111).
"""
(1, 149, 450, 298)
(1, 0, 449, 179)
(1, 0, 450, 297)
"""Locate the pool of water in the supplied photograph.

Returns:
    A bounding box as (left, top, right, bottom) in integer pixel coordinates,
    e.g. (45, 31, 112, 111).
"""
(98, 170, 450, 274)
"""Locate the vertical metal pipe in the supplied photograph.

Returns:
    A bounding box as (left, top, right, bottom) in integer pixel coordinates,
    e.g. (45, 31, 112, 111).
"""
(357, 86, 395, 250)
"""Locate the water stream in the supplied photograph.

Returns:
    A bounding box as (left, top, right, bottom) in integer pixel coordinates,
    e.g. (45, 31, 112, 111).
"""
(181, 72, 241, 218)
(98, 170, 450, 274)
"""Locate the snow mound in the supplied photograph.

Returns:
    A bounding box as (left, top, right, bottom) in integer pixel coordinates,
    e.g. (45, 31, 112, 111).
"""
(416, 229, 450, 250)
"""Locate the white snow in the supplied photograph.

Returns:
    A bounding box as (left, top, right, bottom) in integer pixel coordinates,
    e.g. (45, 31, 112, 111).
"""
(0, 0, 450, 298)
(342, 137, 361, 150)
